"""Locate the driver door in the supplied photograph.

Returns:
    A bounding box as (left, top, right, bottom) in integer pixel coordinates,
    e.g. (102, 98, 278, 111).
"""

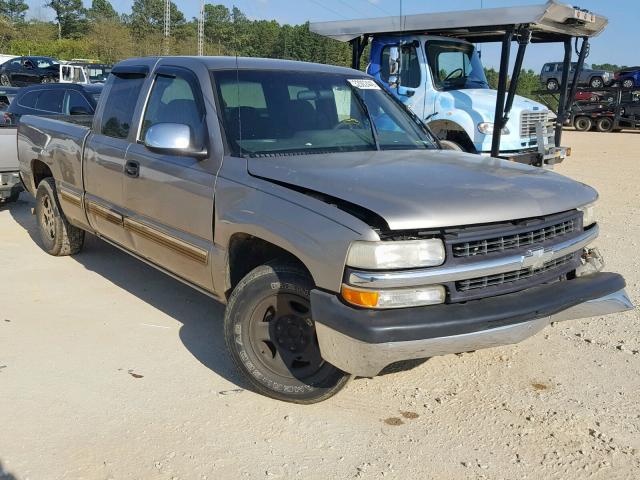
(123, 65, 216, 291)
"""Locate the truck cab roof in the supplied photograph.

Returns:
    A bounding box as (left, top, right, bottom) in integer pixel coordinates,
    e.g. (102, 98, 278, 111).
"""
(113, 56, 363, 76)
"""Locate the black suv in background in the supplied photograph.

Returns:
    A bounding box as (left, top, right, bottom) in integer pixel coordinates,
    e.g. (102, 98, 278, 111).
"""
(0, 56, 60, 87)
(3, 83, 101, 126)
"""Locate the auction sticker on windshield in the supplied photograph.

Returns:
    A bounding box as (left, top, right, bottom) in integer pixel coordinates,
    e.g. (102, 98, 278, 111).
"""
(347, 79, 380, 90)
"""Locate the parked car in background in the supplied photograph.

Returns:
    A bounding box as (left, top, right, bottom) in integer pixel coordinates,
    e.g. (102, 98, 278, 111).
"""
(614, 67, 640, 89)
(3, 83, 101, 126)
(60, 62, 112, 85)
(540, 62, 613, 90)
(0, 56, 60, 87)
(0, 83, 100, 204)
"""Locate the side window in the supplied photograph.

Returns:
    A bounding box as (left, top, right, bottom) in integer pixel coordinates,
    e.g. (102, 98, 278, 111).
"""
(543, 64, 552, 73)
(18, 91, 40, 109)
(35, 90, 64, 113)
(10, 59, 21, 68)
(100, 74, 145, 139)
(65, 90, 92, 114)
(380, 45, 421, 88)
(140, 73, 205, 149)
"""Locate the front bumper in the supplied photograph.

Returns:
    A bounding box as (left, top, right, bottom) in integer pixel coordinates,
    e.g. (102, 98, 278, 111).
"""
(0, 171, 23, 201)
(312, 272, 632, 377)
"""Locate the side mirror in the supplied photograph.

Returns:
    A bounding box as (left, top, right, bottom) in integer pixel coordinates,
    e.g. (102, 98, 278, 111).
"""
(144, 123, 208, 159)
(70, 106, 91, 115)
(388, 46, 401, 89)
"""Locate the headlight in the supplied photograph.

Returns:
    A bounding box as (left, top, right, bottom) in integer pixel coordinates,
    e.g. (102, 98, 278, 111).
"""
(478, 122, 509, 135)
(346, 239, 445, 270)
(578, 202, 597, 227)
(341, 284, 446, 309)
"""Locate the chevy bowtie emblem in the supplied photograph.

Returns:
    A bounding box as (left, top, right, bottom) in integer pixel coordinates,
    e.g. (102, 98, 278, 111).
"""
(521, 248, 553, 270)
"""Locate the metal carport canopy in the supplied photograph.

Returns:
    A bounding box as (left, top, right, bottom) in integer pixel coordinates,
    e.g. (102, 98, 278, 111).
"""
(309, 0, 607, 43)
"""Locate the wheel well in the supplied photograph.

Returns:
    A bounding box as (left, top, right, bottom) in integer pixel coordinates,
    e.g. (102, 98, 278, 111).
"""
(428, 120, 476, 153)
(31, 160, 52, 188)
(226, 234, 312, 297)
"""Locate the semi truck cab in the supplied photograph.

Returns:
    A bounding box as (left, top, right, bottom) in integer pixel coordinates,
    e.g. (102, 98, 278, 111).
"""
(367, 35, 558, 163)
(310, 0, 608, 168)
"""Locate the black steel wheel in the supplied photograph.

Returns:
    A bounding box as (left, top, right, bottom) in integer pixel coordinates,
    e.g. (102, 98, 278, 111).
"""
(224, 263, 350, 403)
(574, 116, 592, 132)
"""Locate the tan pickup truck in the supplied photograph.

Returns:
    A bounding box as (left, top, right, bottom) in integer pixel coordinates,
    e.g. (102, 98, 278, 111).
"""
(17, 56, 633, 403)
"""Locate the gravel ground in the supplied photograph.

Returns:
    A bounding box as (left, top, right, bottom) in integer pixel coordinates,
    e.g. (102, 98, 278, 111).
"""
(0, 130, 638, 480)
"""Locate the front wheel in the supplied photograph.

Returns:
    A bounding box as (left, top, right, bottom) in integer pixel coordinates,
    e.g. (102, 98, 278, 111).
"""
(546, 79, 559, 91)
(35, 178, 84, 256)
(589, 76, 604, 88)
(622, 79, 634, 89)
(439, 139, 465, 151)
(0, 74, 10, 86)
(224, 263, 350, 403)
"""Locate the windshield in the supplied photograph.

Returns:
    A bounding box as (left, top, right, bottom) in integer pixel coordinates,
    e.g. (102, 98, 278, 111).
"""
(87, 65, 111, 83)
(214, 70, 437, 157)
(426, 40, 488, 90)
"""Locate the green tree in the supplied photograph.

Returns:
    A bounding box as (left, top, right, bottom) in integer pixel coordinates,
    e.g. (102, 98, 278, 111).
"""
(128, 0, 185, 41)
(87, 0, 118, 22)
(46, 0, 87, 39)
(1, 0, 29, 23)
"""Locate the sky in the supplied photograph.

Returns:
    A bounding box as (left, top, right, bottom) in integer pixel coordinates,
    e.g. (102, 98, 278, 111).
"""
(26, 0, 638, 71)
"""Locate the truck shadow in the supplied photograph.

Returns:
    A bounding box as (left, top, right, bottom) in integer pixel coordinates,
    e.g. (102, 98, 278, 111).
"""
(8, 195, 246, 390)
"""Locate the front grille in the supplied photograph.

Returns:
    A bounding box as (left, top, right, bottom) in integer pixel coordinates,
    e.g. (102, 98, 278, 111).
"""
(456, 253, 574, 292)
(452, 218, 576, 258)
(520, 110, 549, 138)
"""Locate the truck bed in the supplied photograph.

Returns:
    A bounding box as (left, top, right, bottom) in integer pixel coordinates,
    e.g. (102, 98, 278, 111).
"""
(17, 115, 92, 196)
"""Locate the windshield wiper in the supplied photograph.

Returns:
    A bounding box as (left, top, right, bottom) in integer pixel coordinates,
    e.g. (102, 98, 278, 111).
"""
(347, 85, 380, 150)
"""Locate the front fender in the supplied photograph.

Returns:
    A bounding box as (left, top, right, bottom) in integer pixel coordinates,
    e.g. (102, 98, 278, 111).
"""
(213, 172, 379, 294)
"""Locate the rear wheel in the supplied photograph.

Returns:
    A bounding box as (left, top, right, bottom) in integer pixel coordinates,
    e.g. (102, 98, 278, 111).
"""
(0, 74, 10, 86)
(589, 76, 604, 88)
(35, 178, 84, 256)
(574, 116, 592, 132)
(596, 117, 614, 133)
(41, 77, 52, 83)
(622, 79, 634, 89)
(224, 263, 350, 403)
(546, 79, 559, 91)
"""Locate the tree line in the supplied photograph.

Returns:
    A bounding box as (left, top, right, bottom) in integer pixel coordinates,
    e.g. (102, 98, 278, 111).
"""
(0, 0, 352, 66)
(0, 0, 569, 102)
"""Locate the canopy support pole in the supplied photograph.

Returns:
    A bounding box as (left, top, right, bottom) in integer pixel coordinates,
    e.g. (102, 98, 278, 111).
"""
(490, 27, 514, 158)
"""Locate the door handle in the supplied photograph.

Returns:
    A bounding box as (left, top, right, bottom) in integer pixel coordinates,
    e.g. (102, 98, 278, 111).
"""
(124, 160, 139, 178)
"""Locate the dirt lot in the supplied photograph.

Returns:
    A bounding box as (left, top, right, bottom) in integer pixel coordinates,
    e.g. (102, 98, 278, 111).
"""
(1, 130, 638, 480)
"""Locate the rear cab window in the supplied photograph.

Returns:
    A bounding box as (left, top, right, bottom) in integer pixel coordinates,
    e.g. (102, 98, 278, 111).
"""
(100, 73, 146, 139)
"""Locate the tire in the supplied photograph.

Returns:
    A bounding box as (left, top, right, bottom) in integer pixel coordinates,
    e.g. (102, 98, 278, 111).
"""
(546, 79, 559, 91)
(439, 139, 465, 151)
(595, 117, 614, 133)
(589, 76, 604, 88)
(41, 77, 52, 84)
(35, 178, 84, 256)
(622, 79, 634, 89)
(224, 263, 351, 403)
(574, 116, 592, 132)
(0, 74, 10, 86)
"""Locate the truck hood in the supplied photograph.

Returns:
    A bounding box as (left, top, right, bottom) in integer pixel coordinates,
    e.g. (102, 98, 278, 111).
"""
(446, 88, 548, 120)
(248, 150, 597, 231)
